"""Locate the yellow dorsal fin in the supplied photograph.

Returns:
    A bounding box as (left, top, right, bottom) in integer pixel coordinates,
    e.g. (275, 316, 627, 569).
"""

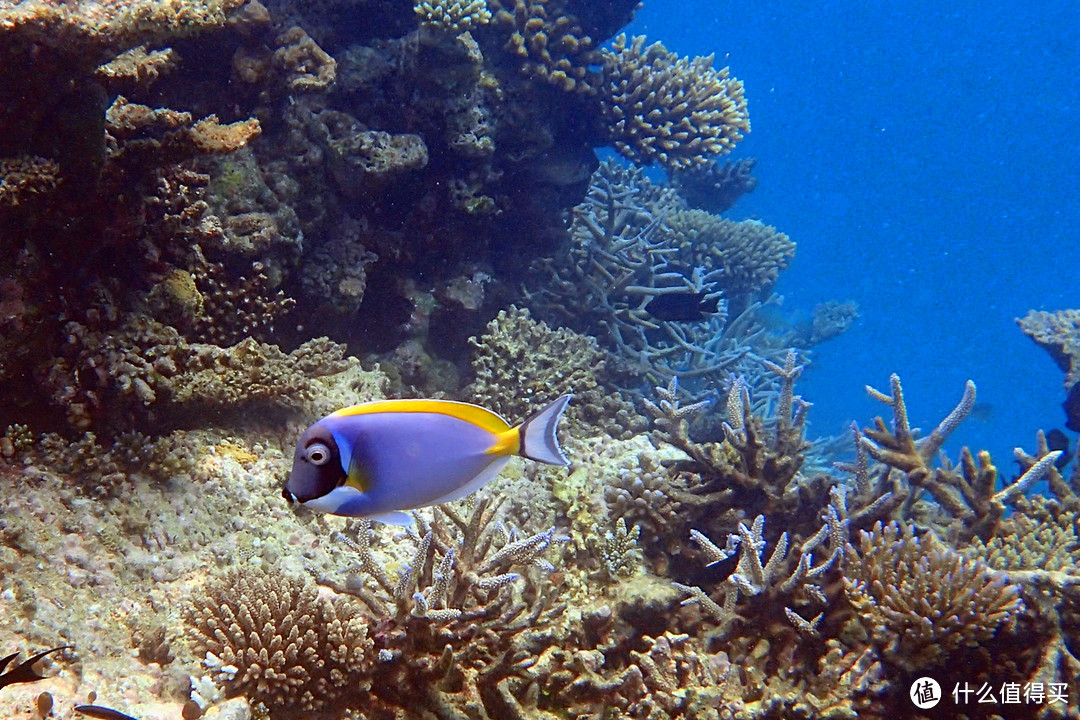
(331, 399, 511, 435)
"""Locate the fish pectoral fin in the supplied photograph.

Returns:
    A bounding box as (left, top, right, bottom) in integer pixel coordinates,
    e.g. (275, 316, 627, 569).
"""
(367, 511, 416, 527)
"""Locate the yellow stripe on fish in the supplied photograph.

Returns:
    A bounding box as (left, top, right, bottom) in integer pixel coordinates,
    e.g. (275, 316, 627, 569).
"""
(331, 399, 512, 436)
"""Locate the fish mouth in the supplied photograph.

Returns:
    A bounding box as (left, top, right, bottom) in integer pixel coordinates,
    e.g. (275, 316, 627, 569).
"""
(282, 486, 298, 505)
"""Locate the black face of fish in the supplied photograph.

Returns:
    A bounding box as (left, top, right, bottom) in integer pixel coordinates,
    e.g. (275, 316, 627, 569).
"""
(644, 293, 721, 323)
(285, 424, 346, 504)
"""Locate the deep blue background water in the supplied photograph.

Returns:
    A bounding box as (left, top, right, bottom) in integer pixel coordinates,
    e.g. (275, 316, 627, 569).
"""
(626, 0, 1080, 470)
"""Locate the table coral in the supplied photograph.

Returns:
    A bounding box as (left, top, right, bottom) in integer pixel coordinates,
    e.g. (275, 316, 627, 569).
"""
(599, 34, 750, 171)
(1019, 309, 1080, 432)
(664, 211, 795, 298)
(1018, 309, 1080, 388)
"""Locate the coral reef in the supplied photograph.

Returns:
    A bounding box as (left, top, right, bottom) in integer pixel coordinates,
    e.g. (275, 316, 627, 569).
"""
(524, 158, 817, 416)
(845, 521, 1024, 671)
(185, 569, 371, 717)
(671, 157, 758, 215)
(599, 34, 750, 171)
(466, 305, 646, 439)
(1019, 308, 1080, 431)
(8, 2, 1078, 719)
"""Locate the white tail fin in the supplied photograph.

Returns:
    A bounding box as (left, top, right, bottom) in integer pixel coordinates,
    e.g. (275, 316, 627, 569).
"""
(517, 394, 572, 465)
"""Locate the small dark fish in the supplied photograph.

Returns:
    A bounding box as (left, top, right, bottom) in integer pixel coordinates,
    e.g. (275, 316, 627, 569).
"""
(75, 705, 143, 720)
(1046, 429, 1074, 470)
(645, 293, 721, 322)
(969, 402, 994, 422)
(0, 646, 71, 692)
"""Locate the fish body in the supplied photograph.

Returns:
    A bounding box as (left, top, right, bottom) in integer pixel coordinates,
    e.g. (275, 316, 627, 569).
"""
(284, 395, 571, 523)
(644, 292, 721, 322)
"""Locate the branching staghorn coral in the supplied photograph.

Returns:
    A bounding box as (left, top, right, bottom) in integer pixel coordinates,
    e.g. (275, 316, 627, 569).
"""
(643, 353, 831, 534)
(313, 498, 573, 718)
(853, 374, 1062, 540)
(674, 511, 843, 642)
(844, 521, 1024, 671)
(526, 159, 792, 399)
(599, 34, 750, 171)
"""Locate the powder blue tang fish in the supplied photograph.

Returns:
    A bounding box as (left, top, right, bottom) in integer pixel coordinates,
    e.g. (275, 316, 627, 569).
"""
(283, 395, 572, 524)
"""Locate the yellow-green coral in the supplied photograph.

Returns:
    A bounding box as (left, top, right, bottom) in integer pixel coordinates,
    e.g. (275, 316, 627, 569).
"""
(600, 34, 750, 171)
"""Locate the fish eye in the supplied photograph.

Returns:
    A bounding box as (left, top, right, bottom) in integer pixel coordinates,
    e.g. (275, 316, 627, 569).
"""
(306, 442, 331, 466)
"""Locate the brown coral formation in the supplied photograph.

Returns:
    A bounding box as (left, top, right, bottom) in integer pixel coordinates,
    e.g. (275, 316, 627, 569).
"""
(0, 155, 61, 206)
(600, 34, 750, 171)
(845, 521, 1024, 670)
(491, 0, 600, 93)
(185, 569, 372, 717)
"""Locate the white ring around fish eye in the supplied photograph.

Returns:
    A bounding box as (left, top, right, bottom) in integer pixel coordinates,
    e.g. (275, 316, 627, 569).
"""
(306, 442, 331, 465)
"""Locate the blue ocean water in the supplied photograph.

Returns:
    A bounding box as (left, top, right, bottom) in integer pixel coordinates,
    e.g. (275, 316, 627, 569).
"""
(628, 0, 1080, 470)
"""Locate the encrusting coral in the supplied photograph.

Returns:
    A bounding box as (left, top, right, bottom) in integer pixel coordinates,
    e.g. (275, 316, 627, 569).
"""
(599, 34, 750, 171)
